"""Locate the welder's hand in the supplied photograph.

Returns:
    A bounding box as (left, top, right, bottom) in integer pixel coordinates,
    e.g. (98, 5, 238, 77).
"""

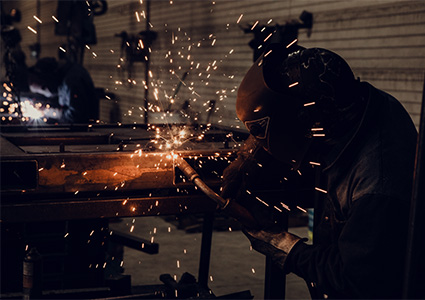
(220, 135, 262, 200)
(243, 229, 305, 271)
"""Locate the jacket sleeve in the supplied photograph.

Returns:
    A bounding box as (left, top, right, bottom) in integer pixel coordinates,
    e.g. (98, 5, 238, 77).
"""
(286, 193, 409, 298)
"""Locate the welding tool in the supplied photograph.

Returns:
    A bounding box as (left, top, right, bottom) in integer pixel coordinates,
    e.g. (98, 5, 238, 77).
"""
(175, 155, 259, 229)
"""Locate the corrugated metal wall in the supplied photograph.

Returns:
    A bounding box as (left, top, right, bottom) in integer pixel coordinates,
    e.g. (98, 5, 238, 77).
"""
(3, 0, 425, 127)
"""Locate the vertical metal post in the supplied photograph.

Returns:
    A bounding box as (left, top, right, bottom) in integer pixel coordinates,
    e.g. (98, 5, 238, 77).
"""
(403, 74, 425, 298)
(144, 0, 151, 124)
(264, 211, 287, 299)
(198, 212, 214, 288)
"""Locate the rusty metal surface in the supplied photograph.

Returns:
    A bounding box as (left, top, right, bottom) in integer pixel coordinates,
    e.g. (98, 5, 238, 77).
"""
(0, 124, 246, 222)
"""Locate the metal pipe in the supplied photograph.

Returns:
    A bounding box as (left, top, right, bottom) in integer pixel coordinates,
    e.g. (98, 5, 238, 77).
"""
(174, 155, 259, 228)
(403, 73, 425, 298)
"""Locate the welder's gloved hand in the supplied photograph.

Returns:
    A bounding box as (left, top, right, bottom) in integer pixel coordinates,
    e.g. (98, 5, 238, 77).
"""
(244, 229, 306, 271)
(221, 135, 262, 201)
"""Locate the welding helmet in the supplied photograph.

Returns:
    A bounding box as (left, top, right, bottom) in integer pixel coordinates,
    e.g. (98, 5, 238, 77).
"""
(28, 57, 60, 97)
(236, 43, 360, 168)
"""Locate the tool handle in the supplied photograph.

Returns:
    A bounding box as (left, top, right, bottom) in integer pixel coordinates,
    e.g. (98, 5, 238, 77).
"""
(222, 199, 259, 229)
(175, 155, 258, 228)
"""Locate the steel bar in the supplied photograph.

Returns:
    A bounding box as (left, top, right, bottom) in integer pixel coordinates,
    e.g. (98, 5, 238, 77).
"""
(198, 212, 214, 288)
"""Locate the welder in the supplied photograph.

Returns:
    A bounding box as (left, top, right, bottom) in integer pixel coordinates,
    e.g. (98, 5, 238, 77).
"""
(27, 57, 98, 123)
(222, 43, 422, 298)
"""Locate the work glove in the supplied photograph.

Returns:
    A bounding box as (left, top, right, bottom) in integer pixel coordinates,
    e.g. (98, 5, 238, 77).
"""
(244, 228, 306, 271)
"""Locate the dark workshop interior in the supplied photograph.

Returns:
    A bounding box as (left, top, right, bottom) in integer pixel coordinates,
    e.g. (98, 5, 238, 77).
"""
(1, 1, 425, 299)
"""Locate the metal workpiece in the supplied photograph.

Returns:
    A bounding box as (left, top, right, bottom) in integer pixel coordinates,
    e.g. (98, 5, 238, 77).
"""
(0, 124, 247, 222)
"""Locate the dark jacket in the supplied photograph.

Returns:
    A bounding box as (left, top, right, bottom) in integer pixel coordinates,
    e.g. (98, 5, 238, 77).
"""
(286, 82, 418, 298)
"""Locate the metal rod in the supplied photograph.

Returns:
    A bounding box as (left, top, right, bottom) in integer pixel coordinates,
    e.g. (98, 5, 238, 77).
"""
(198, 212, 214, 288)
(403, 73, 425, 298)
(174, 155, 259, 228)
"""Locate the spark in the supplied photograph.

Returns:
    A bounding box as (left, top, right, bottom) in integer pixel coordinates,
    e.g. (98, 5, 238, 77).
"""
(52, 16, 59, 22)
(27, 26, 37, 34)
(297, 206, 307, 213)
(315, 187, 328, 194)
(64, 233, 69, 238)
(280, 202, 291, 211)
(264, 49, 273, 57)
(135, 11, 140, 22)
(286, 38, 298, 48)
(309, 161, 321, 166)
(263, 33, 273, 42)
(33, 15, 42, 23)
(130, 225, 134, 232)
(251, 268, 256, 274)
(255, 196, 269, 207)
(177, 260, 180, 268)
(274, 205, 283, 213)
(59, 46, 66, 53)
(236, 14, 244, 24)
(289, 82, 299, 88)
(251, 21, 259, 30)
(304, 102, 315, 107)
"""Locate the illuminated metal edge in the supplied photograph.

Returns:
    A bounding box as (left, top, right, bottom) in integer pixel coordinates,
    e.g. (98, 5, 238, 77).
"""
(1, 149, 235, 194)
(0, 194, 218, 223)
(0, 149, 235, 223)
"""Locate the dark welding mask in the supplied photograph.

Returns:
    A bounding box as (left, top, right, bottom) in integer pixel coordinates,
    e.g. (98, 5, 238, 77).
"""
(236, 43, 359, 168)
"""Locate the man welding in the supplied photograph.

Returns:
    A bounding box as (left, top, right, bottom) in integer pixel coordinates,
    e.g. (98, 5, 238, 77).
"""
(27, 57, 98, 124)
(222, 42, 422, 298)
